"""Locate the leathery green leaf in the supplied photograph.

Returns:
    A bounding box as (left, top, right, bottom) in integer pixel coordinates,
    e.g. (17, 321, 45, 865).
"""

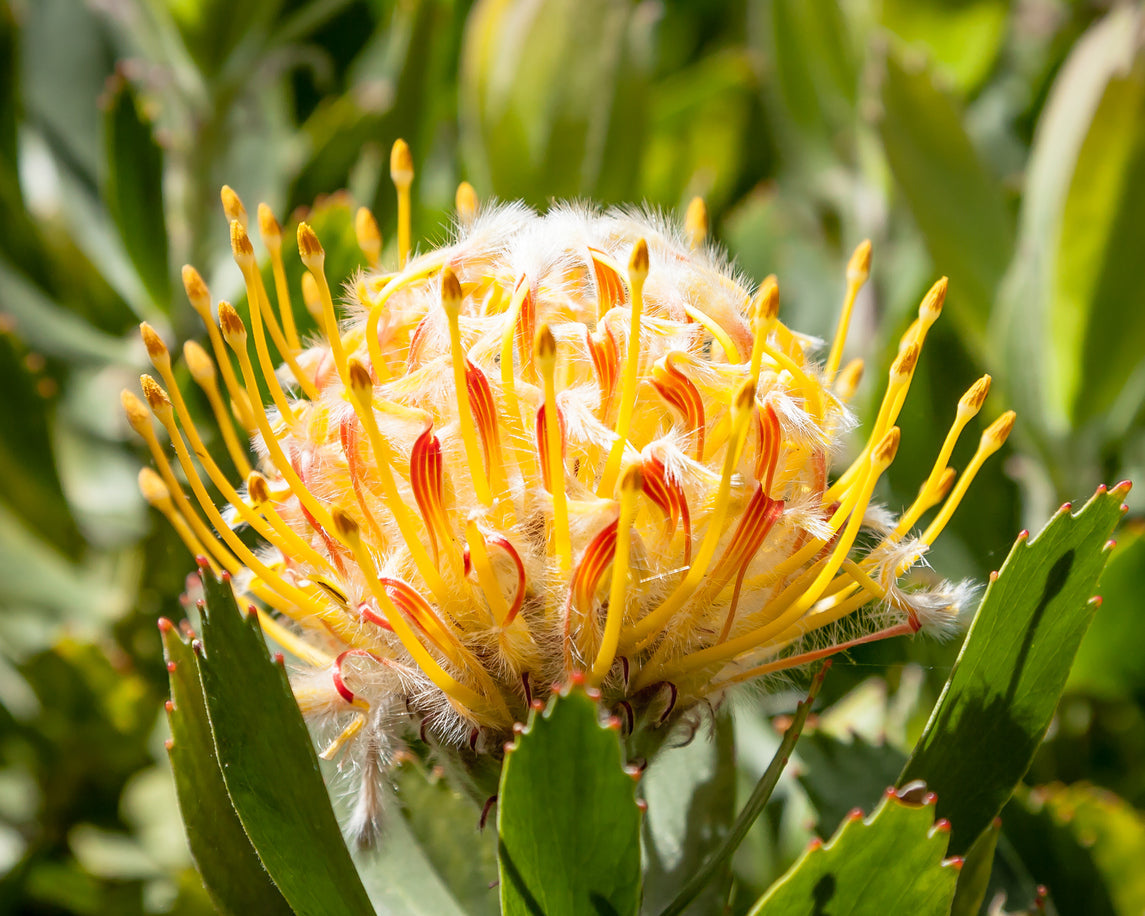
(949, 817, 1000, 916)
(748, 792, 960, 916)
(1004, 782, 1145, 916)
(498, 684, 642, 916)
(899, 482, 1130, 854)
(1051, 48, 1145, 423)
(875, 48, 1013, 350)
(159, 619, 292, 916)
(102, 75, 170, 309)
(194, 566, 375, 916)
(640, 711, 736, 916)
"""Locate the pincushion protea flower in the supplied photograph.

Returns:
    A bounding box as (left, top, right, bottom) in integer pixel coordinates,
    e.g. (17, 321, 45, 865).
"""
(126, 139, 1012, 839)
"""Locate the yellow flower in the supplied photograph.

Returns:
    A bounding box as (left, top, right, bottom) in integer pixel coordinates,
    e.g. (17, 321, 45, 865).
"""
(127, 139, 1011, 836)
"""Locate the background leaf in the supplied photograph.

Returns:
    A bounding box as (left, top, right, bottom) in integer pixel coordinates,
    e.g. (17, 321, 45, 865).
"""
(1003, 782, 1145, 916)
(640, 711, 736, 916)
(102, 76, 171, 311)
(874, 48, 1014, 349)
(899, 482, 1130, 853)
(1050, 49, 1145, 425)
(497, 685, 642, 916)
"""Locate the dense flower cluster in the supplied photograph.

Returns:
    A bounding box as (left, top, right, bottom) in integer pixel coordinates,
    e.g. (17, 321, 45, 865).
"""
(126, 140, 1011, 839)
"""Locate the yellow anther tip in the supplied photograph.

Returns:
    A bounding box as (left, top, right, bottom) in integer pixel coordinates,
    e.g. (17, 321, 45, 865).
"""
(300, 271, 322, 318)
(921, 277, 947, 321)
(247, 471, 270, 506)
(441, 267, 464, 316)
(230, 219, 255, 262)
(534, 323, 557, 367)
(140, 374, 172, 413)
(137, 467, 169, 506)
(221, 185, 247, 228)
(754, 278, 780, 325)
(455, 181, 478, 222)
(960, 374, 992, 414)
(934, 467, 957, 501)
(733, 377, 757, 415)
(354, 207, 381, 257)
(685, 197, 708, 247)
(983, 410, 1016, 449)
(836, 358, 864, 395)
(629, 238, 650, 279)
(347, 358, 374, 403)
(182, 265, 211, 317)
(620, 463, 645, 495)
(183, 340, 215, 383)
(874, 426, 901, 467)
(847, 239, 872, 282)
(217, 301, 247, 345)
(297, 222, 324, 266)
(390, 139, 414, 186)
(121, 389, 151, 433)
(331, 506, 361, 542)
(139, 322, 169, 365)
(257, 203, 281, 245)
(892, 342, 920, 379)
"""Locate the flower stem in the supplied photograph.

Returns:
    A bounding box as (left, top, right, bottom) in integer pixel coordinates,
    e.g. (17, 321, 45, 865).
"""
(655, 662, 830, 916)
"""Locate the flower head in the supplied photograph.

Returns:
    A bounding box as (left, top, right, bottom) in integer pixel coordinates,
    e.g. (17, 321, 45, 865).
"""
(129, 140, 1011, 838)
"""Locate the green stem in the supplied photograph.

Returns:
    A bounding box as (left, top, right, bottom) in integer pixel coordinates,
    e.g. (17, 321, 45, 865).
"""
(656, 663, 830, 916)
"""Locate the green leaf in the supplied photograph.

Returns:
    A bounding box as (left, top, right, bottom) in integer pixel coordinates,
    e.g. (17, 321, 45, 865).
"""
(0, 257, 130, 366)
(950, 816, 1000, 916)
(391, 759, 499, 916)
(1068, 522, 1145, 699)
(0, 335, 80, 554)
(658, 668, 826, 916)
(1003, 783, 1145, 916)
(1050, 49, 1145, 424)
(640, 711, 736, 916)
(875, 48, 1014, 350)
(993, 5, 1144, 436)
(460, 0, 653, 204)
(160, 621, 293, 916)
(880, 0, 1009, 94)
(747, 793, 960, 916)
(898, 482, 1130, 854)
(193, 568, 375, 916)
(103, 76, 171, 310)
(760, 0, 858, 146)
(497, 685, 642, 916)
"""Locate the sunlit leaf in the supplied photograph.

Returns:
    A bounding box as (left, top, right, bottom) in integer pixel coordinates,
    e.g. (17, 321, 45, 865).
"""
(498, 685, 642, 916)
(1050, 50, 1145, 424)
(193, 569, 375, 916)
(899, 482, 1130, 854)
(993, 5, 1144, 435)
(160, 622, 292, 916)
(748, 793, 960, 915)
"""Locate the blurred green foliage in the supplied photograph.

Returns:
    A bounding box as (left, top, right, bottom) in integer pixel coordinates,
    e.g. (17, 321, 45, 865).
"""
(0, 0, 1143, 913)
